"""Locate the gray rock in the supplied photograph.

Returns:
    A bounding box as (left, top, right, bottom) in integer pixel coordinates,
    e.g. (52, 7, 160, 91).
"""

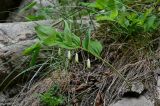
(131, 82, 144, 94)
(0, 92, 6, 102)
(109, 96, 154, 106)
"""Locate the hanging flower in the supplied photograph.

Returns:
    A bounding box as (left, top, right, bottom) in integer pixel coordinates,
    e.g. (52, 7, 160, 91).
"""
(75, 53, 79, 63)
(58, 48, 61, 56)
(87, 58, 91, 68)
(67, 50, 71, 60)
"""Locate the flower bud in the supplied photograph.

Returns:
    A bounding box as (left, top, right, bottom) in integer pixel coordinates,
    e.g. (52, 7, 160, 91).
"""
(58, 48, 61, 56)
(75, 53, 79, 63)
(67, 50, 71, 60)
(87, 58, 91, 68)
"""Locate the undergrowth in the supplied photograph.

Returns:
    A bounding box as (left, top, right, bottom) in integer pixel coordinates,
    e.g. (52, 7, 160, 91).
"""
(40, 84, 66, 106)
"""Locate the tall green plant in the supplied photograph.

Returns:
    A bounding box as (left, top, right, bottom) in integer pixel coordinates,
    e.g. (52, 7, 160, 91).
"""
(24, 20, 130, 86)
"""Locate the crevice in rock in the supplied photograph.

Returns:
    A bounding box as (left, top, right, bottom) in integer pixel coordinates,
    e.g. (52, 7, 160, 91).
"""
(0, 0, 23, 22)
(122, 89, 147, 98)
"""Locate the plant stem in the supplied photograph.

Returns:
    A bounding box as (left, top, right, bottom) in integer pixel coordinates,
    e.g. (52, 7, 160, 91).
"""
(80, 47, 131, 87)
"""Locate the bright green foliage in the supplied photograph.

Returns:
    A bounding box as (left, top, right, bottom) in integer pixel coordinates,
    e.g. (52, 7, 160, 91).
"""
(35, 21, 81, 49)
(25, 20, 102, 56)
(23, 43, 41, 55)
(83, 0, 158, 33)
(40, 84, 65, 106)
(23, 43, 41, 66)
(84, 40, 103, 57)
(26, 15, 46, 21)
(35, 25, 57, 40)
(82, 28, 102, 57)
(82, 28, 91, 50)
(24, 20, 103, 67)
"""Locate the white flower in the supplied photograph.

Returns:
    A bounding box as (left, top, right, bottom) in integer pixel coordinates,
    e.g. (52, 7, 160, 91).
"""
(58, 48, 61, 56)
(67, 50, 71, 60)
(87, 58, 91, 68)
(75, 53, 79, 63)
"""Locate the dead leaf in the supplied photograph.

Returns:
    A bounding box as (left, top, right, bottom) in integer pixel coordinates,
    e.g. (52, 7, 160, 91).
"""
(75, 83, 89, 92)
(95, 92, 104, 106)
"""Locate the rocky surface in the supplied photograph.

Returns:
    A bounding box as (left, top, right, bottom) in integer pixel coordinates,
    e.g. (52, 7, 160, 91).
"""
(109, 96, 154, 106)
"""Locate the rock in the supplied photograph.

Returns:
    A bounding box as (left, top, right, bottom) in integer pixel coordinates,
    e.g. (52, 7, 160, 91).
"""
(0, 92, 6, 102)
(8, 0, 59, 22)
(109, 96, 154, 106)
(131, 82, 144, 94)
(0, 20, 53, 86)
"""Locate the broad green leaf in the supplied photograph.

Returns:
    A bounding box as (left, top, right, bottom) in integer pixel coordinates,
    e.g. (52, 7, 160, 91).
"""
(110, 9, 118, 19)
(23, 42, 41, 55)
(144, 7, 153, 19)
(83, 0, 108, 9)
(106, 0, 117, 10)
(80, 2, 97, 8)
(58, 42, 78, 49)
(127, 12, 137, 21)
(96, 0, 108, 9)
(30, 47, 40, 66)
(43, 34, 58, 46)
(72, 34, 81, 47)
(82, 39, 103, 57)
(26, 15, 46, 21)
(96, 15, 116, 21)
(144, 15, 156, 31)
(63, 20, 72, 45)
(82, 29, 91, 49)
(35, 25, 57, 40)
(137, 8, 153, 26)
(57, 36, 80, 49)
(118, 13, 129, 28)
(96, 15, 111, 21)
(88, 40, 103, 57)
(96, 4, 118, 21)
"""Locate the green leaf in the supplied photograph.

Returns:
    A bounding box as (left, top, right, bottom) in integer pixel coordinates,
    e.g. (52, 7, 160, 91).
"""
(58, 43, 76, 49)
(26, 15, 46, 21)
(23, 42, 41, 55)
(110, 9, 118, 19)
(118, 13, 129, 28)
(127, 12, 138, 23)
(106, 0, 117, 10)
(62, 34, 80, 49)
(82, 39, 103, 57)
(63, 20, 72, 44)
(96, 0, 108, 9)
(96, 0, 118, 21)
(43, 34, 58, 46)
(60, 20, 81, 49)
(144, 15, 156, 31)
(83, 0, 108, 9)
(35, 25, 57, 40)
(144, 7, 153, 19)
(23, 42, 41, 66)
(72, 34, 81, 47)
(96, 15, 116, 21)
(89, 40, 103, 57)
(30, 47, 40, 66)
(82, 29, 91, 49)
(80, 2, 96, 8)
